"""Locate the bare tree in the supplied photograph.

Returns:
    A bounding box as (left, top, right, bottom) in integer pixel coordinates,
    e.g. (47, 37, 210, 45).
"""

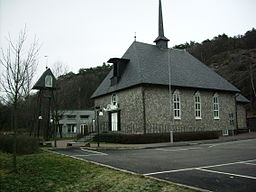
(51, 61, 69, 78)
(249, 62, 256, 98)
(50, 61, 69, 141)
(0, 28, 39, 172)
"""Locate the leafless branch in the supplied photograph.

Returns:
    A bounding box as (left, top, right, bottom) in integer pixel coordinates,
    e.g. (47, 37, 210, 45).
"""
(0, 28, 39, 104)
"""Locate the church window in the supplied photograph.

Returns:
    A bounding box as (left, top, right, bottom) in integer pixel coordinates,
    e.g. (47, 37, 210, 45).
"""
(213, 93, 219, 119)
(45, 75, 53, 88)
(173, 90, 181, 119)
(194, 92, 201, 119)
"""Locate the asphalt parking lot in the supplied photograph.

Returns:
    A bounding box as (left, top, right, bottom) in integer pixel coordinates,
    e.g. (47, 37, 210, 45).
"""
(51, 139, 256, 192)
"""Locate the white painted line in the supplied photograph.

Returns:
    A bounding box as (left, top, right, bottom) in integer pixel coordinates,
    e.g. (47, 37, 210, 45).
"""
(155, 147, 201, 152)
(154, 138, 256, 152)
(144, 167, 195, 176)
(145, 175, 213, 192)
(80, 147, 107, 155)
(241, 162, 256, 166)
(73, 154, 108, 157)
(201, 159, 256, 169)
(207, 138, 256, 148)
(46, 149, 212, 192)
(144, 159, 256, 176)
(196, 168, 256, 180)
(46, 149, 141, 175)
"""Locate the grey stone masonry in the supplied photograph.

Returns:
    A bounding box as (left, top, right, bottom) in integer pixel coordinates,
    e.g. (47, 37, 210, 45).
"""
(94, 84, 238, 134)
(95, 86, 144, 133)
(144, 85, 236, 133)
(237, 103, 247, 129)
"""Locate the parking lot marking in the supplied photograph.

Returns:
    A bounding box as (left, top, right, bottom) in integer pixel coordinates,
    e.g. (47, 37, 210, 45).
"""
(144, 159, 256, 176)
(155, 147, 201, 152)
(155, 139, 256, 152)
(80, 147, 107, 155)
(144, 168, 194, 176)
(207, 138, 256, 148)
(242, 162, 256, 166)
(196, 168, 256, 180)
(201, 159, 256, 169)
(73, 154, 108, 157)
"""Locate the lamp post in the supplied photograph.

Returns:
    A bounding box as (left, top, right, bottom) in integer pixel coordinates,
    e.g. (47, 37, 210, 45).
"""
(95, 107, 103, 147)
(50, 118, 57, 147)
(38, 115, 42, 137)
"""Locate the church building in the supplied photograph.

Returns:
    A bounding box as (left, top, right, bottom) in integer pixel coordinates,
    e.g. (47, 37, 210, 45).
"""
(91, 0, 249, 135)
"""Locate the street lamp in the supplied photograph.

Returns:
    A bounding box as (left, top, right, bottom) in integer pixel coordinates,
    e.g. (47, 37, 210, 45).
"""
(99, 111, 103, 116)
(95, 107, 104, 147)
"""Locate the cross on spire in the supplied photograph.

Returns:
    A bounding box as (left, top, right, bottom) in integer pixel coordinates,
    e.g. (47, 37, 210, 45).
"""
(154, 0, 169, 49)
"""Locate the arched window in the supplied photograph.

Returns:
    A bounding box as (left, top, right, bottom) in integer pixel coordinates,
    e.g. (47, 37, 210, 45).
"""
(173, 90, 181, 119)
(45, 75, 53, 88)
(194, 91, 201, 119)
(213, 93, 219, 119)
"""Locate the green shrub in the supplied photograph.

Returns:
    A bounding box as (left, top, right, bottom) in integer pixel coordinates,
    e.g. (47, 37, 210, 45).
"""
(174, 131, 220, 142)
(0, 135, 39, 154)
(93, 131, 220, 144)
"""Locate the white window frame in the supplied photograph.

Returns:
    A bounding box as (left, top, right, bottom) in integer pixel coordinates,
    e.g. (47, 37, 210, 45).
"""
(173, 90, 181, 120)
(111, 94, 117, 106)
(67, 124, 77, 133)
(229, 113, 235, 126)
(194, 92, 202, 119)
(213, 93, 220, 120)
(45, 75, 53, 88)
(222, 130, 229, 136)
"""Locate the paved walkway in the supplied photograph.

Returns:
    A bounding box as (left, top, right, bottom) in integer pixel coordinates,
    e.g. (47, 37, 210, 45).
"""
(49, 132, 256, 149)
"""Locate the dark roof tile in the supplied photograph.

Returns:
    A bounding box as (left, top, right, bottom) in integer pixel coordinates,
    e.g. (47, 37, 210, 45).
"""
(236, 93, 250, 103)
(91, 41, 240, 98)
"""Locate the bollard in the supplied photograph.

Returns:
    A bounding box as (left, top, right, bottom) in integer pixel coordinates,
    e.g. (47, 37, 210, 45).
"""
(170, 131, 173, 143)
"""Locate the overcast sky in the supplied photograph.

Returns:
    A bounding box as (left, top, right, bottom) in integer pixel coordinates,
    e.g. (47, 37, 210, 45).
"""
(1, 0, 256, 80)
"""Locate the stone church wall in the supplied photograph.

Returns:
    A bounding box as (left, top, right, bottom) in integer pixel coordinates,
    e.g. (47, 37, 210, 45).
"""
(144, 86, 236, 133)
(237, 103, 247, 129)
(94, 85, 242, 134)
(94, 86, 144, 133)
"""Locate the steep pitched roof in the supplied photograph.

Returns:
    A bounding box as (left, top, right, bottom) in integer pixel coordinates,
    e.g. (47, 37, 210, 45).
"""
(236, 93, 250, 103)
(33, 68, 57, 90)
(91, 41, 240, 98)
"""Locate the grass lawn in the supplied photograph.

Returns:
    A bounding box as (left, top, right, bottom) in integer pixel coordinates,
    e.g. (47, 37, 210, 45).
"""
(0, 151, 197, 192)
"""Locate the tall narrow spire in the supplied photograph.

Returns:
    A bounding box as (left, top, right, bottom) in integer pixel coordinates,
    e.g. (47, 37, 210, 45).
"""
(154, 0, 169, 49)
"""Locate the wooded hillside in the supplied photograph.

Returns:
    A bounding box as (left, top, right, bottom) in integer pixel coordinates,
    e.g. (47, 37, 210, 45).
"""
(174, 28, 256, 113)
(55, 63, 111, 110)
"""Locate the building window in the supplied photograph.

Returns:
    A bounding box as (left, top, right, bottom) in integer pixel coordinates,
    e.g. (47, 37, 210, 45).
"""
(222, 130, 229, 136)
(111, 94, 117, 105)
(67, 115, 76, 119)
(173, 90, 181, 119)
(213, 93, 219, 119)
(45, 75, 53, 88)
(80, 115, 89, 119)
(194, 92, 201, 119)
(67, 124, 77, 133)
(80, 124, 88, 135)
(229, 113, 234, 125)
